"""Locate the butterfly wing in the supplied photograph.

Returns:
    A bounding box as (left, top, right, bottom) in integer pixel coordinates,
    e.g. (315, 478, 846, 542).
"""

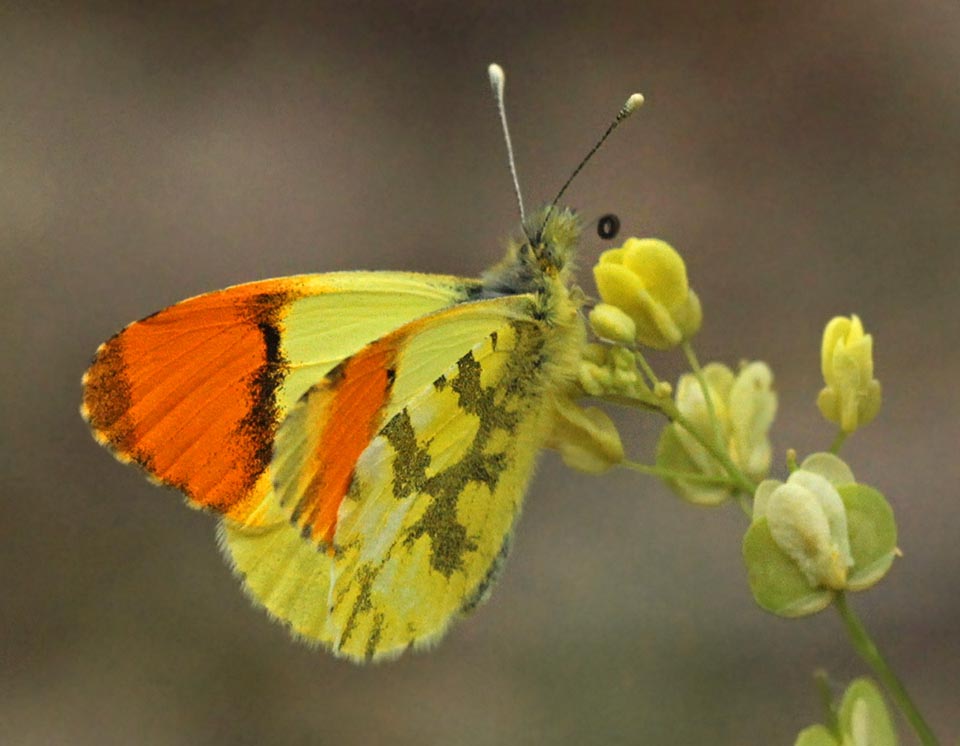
(219, 294, 580, 660)
(81, 271, 482, 523)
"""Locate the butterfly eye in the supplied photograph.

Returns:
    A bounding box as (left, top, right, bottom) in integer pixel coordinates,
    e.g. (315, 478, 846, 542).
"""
(541, 244, 561, 269)
(597, 213, 620, 241)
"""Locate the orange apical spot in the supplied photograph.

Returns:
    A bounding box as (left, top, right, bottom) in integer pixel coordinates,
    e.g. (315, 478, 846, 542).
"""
(295, 341, 399, 546)
(82, 280, 297, 520)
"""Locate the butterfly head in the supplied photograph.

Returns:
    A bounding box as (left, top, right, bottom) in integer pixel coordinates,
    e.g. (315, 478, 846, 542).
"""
(482, 205, 582, 296)
(523, 205, 582, 274)
(483, 64, 642, 300)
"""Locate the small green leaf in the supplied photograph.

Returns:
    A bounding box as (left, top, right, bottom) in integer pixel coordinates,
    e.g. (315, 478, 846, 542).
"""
(743, 518, 833, 617)
(839, 485, 897, 591)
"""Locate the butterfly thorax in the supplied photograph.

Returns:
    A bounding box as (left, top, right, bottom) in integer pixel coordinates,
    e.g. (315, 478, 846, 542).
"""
(481, 206, 582, 311)
(480, 205, 587, 394)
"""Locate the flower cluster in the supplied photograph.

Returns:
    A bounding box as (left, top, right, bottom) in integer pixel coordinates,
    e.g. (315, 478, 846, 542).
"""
(576, 219, 910, 740)
(582, 236, 896, 617)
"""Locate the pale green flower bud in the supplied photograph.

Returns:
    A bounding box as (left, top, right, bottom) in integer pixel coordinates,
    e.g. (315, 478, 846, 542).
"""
(794, 678, 899, 746)
(817, 315, 882, 433)
(728, 362, 777, 479)
(657, 361, 776, 505)
(593, 238, 702, 349)
(841, 678, 899, 746)
(763, 470, 854, 589)
(744, 453, 897, 617)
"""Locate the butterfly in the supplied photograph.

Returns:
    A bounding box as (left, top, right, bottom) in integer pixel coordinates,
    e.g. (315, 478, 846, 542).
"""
(81, 64, 642, 661)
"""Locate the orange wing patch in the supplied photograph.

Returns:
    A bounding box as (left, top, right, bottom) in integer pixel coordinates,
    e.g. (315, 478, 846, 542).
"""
(82, 281, 298, 519)
(283, 342, 400, 547)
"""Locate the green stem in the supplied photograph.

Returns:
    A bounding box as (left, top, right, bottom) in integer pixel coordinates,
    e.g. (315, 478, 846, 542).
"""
(681, 341, 725, 450)
(813, 669, 841, 738)
(633, 349, 661, 390)
(829, 430, 849, 455)
(620, 460, 735, 486)
(834, 593, 939, 746)
(597, 343, 759, 507)
(661, 401, 758, 496)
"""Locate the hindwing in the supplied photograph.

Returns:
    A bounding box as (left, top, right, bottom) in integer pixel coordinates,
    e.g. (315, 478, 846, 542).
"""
(219, 295, 566, 660)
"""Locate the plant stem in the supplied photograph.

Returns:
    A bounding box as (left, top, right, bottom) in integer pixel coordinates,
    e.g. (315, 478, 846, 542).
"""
(662, 402, 758, 496)
(633, 349, 661, 390)
(813, 669, 841, 738)
(620, 460, 735, 486)
(681, 341, 725, 450)
(829, 430, 848, 455)
(834, 593, 939, 745)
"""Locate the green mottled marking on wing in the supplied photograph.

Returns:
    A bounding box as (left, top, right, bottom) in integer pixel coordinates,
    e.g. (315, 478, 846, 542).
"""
(380, 410, 431, 500)
(386, 320, 543, 577)
(339, 563, 377, 648)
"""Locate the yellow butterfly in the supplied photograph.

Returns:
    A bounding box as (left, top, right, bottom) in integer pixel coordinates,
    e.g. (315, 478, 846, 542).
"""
(81, 64, 642, 661)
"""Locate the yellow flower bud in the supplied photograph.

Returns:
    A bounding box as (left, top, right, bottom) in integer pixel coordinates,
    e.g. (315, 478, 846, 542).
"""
(546, 397, 624, 474)
(588, 303, 637, 345)
(653, 381, 673, 399)
(575, 343, 651, 400)
(817, 315, 882, 433)
(593, 238, 702, 349)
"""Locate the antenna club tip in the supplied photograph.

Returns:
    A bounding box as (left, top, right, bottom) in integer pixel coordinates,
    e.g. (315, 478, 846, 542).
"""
(488, 63, 505, 90)
(624, 92, 645, 114)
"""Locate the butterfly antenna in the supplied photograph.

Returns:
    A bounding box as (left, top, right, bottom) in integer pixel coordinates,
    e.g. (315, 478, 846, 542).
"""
(541, 90, 645, 234)
(488, 63, 528, 228)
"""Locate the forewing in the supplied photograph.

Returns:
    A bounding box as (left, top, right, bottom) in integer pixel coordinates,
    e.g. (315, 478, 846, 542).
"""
(81, 271, 480, 523)
(219, 296, 558, 660)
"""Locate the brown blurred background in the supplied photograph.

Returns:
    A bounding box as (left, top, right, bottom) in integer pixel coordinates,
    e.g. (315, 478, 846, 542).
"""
(3, 2, 958, 744)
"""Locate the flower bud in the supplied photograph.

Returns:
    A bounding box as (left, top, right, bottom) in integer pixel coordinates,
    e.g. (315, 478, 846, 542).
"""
(593, 238, 702, 349)
(763, 470, 853, 589)
(794, 678, 898, 746)
(744, 453, 897, 617)
(546, 396, 624, 474)
(817, 315, 882, 433)
(576, 343, 651, 401)
(657, 361, 776, 505)
(588, 303, 637, 345)
(839, 678, 899, 746)
(728, 362, 777, 479)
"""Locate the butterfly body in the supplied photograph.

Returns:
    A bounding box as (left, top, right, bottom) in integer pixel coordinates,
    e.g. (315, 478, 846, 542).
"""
(82, 206, 590, 660)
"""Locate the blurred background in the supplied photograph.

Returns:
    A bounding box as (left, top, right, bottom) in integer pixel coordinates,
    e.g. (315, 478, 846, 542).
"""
(3, 2, 958, 744)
